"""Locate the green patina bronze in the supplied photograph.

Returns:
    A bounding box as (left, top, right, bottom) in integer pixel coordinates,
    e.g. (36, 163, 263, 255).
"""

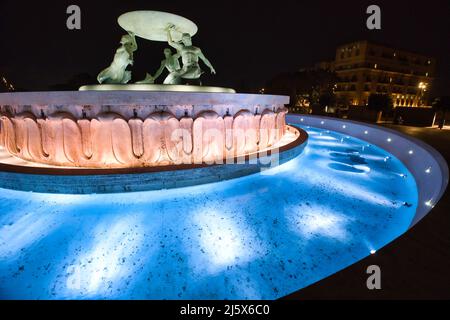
(136, 48, 181, 84)
(163, 26, 216, 84)
(97, 32, 137, 84)
(97, 11, 216, 86)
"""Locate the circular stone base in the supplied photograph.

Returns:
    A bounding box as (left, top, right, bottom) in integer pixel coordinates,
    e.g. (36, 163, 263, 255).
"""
(79, 84, 236, 93)
(0, 126, 307, 194)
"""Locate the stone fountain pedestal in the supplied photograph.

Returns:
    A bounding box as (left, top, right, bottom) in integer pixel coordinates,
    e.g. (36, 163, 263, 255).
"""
(0, 90, 290, 168)
(0, 90, 309, 194)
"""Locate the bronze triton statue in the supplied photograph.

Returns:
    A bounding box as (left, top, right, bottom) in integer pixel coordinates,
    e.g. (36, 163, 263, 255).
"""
(98, 10, 216, 86)
(97, 32, 137, 84)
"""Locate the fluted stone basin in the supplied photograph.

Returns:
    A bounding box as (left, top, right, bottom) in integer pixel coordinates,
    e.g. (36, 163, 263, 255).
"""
(0, 91, 289, 169)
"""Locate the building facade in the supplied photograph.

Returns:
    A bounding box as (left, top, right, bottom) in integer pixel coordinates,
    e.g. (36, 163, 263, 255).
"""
(333, 41, 435, 107)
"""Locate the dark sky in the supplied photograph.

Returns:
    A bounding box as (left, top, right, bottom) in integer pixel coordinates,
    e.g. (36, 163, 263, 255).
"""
(0, 0, 449, 95)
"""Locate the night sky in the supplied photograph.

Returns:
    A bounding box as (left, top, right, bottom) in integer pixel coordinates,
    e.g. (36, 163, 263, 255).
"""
(0, 0, 449, 95)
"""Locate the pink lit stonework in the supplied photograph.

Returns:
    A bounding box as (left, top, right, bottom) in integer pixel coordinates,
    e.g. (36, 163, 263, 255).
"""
(0, 91, 289, 168)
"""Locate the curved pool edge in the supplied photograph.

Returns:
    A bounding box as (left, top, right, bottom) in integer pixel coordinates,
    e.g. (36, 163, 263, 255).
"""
(0, 126, 308, 194)
(287, 114, 449, 227)
(0, 119, 420, 300)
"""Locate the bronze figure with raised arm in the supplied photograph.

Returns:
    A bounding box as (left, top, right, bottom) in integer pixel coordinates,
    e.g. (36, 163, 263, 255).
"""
(164, 25, 216, 84)
(97, 32, 138, 84)
(136, 48, 182, 84)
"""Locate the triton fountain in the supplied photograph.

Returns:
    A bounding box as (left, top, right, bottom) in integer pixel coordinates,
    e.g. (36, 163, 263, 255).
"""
(0, 10, 305, 191)
(0, 10, 448, 301)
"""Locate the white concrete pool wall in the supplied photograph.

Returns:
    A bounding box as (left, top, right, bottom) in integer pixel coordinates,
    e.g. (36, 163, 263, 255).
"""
(287, 114, 449, 227)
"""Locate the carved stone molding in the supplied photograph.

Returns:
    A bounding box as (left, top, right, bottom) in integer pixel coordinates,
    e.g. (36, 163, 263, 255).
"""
(0, 92, 288, 168)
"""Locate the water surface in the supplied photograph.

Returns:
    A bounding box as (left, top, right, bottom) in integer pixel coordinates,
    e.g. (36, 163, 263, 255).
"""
(0, 126, 418, 299)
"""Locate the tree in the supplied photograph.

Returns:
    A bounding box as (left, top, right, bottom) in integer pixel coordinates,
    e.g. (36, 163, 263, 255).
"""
(336, 94, 350, 108)
(367, 93, 393, 122)
(265, 72, 299, 107)
(432, 96, 450, 114)
(432, 96, 450, 128)
(319, 92, 336, 108)
(266, 69, 338, 109)
(367, 93, 393, 112)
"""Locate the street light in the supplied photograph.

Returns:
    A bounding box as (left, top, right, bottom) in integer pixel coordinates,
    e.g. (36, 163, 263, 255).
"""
(418, 82, 428, 106)
(418, 82, 427, 90)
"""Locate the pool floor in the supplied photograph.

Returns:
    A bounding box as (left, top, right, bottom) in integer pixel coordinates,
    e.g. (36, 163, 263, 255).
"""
(0, 126, 418, 299)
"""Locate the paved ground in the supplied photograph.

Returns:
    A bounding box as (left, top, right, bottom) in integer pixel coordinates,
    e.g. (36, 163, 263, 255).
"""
(284, 124, 450, 300)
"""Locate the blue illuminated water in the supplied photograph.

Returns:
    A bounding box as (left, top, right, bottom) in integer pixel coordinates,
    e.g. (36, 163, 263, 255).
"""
(0, 126, 418, 299)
